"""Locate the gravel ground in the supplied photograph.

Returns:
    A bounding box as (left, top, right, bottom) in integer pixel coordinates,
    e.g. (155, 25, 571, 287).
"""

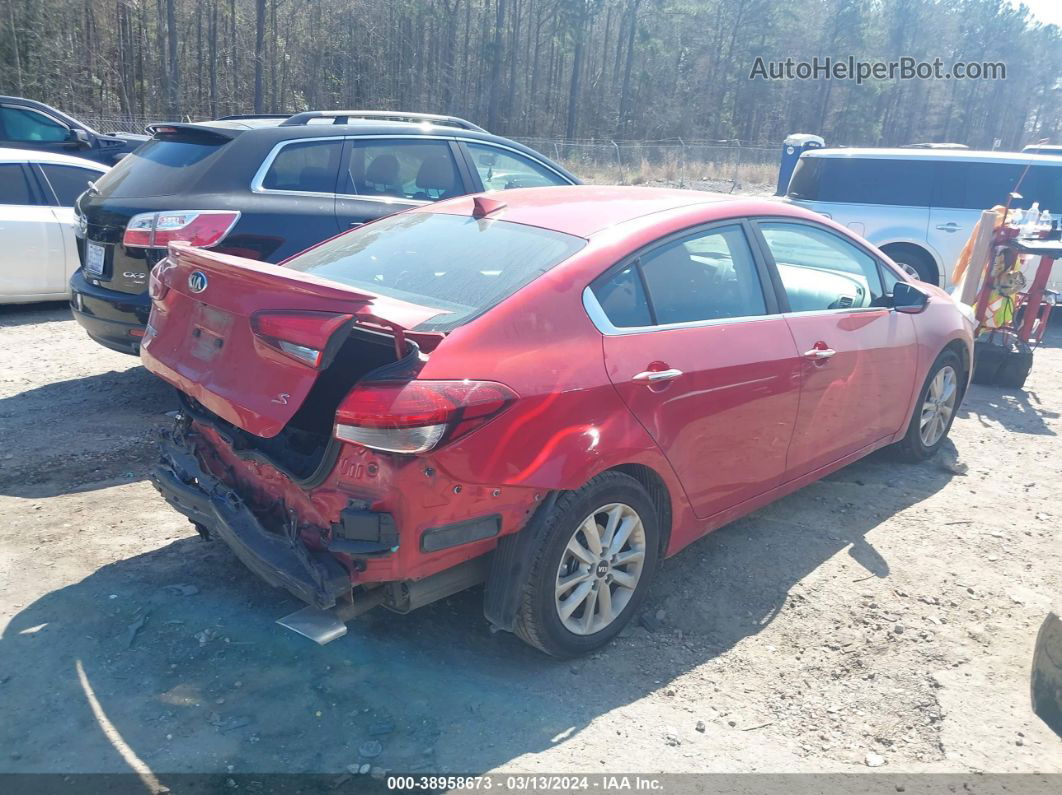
(0, 302, 1059, 778)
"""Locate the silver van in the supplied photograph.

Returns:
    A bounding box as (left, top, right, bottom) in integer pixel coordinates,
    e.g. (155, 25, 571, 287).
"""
(785, 148, 1062, 289)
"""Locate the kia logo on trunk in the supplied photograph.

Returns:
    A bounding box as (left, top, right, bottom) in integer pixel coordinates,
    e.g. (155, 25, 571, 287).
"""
(188, 271, 208, 293)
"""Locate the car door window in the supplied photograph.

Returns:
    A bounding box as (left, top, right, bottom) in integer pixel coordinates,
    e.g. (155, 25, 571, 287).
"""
(260, 139, 343, 193)
(465, 142, 568, 190)
(345, 140, 461, 201)
(39, 164, 100, 206)
(0, 164, 34, 204)
(592, 224, 766, 327)
(760, 222, 885, 312)
(0, 107, 70, 143)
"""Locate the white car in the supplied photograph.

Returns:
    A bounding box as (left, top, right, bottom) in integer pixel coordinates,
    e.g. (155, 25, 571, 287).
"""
(0, 147, 108, 304)
(784, 148, 1062, 290)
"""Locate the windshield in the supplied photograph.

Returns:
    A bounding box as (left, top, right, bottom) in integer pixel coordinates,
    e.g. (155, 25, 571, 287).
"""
(91, 134, 229, 198)
(285, 212, 586, 331)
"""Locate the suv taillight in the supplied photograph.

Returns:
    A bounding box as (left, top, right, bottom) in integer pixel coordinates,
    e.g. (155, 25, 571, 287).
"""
(123, 210, 240, 248)
(250, 310, 353, 368)
(335, 380, 517, 454)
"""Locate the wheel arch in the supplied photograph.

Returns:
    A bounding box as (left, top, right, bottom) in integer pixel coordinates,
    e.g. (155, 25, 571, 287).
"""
(879, 241, 943, 286)
(943, 337, 972, 398)
(606, 462, 673, 558)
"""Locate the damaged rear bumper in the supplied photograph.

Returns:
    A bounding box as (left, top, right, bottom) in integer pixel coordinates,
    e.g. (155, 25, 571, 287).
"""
(151, 429, 352, 610)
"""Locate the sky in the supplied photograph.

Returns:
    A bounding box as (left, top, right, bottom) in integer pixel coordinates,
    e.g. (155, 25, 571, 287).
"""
(1016, 0, 1062, 28)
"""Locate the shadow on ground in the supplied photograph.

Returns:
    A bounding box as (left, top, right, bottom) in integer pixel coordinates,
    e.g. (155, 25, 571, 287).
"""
(0, 447, 954, 776)
(959, 383, 1059, 437)
(0, 367, 176, 498)
(0, 302, 72, 328)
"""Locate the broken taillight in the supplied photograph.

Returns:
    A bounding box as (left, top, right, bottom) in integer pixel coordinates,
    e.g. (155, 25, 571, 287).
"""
(335, 380, 517, 454)
(250, 310, 353, 368)
(123, 210, 240, 248)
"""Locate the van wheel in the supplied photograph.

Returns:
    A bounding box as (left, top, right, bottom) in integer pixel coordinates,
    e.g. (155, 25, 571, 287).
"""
(513, 472, 660, 657)
(892, 350, 962, 462)
(882, 244, 939, 286)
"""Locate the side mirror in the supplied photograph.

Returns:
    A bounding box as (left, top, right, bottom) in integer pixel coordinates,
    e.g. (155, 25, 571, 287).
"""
(67, 128, 92, 149)
(892, 281, 929, 314)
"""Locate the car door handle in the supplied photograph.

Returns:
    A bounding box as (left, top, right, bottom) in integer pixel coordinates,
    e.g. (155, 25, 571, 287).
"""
(803, 347, 837, 359)
(935, 223, 960, 232)
(632, 368, 683, 383)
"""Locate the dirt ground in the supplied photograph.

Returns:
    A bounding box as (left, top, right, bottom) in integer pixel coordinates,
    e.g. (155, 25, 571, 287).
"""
(0, 302, 1059, 778)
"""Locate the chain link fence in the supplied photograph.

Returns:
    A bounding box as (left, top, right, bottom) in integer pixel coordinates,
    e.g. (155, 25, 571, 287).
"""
(79, 114, 780, 193)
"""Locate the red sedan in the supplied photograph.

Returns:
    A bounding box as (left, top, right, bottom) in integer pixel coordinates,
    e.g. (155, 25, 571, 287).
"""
(143, 186, 974, 657)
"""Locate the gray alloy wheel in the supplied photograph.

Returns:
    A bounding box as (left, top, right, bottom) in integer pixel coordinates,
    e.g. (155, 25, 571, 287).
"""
(554, 502, 647, 636)
(919, 364, 958, 447)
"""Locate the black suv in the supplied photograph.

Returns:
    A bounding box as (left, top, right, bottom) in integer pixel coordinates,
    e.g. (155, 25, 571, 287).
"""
(70, 110, 579, 354)
(0, 96, 149, 165)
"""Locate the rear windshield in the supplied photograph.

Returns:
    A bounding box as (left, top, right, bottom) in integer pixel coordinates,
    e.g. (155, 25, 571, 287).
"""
(91, 133, 229, 198)
(285, 212, 586, 331)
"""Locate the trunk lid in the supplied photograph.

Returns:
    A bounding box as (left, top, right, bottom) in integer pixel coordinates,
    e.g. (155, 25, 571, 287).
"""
(141, 244, 447, 438)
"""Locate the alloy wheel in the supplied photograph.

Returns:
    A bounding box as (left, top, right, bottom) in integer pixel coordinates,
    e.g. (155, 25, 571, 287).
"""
(554, 502, 647, 635)
(919, 365, 958, 447)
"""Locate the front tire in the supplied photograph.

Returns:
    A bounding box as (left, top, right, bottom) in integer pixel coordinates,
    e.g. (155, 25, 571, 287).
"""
(893, 350, 962, 462)
(513, 471, 660, 657)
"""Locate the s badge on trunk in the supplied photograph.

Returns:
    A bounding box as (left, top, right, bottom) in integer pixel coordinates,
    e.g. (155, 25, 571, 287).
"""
(188, 271, 208, 293)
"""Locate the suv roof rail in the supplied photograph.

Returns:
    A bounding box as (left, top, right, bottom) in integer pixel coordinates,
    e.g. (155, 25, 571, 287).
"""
(278, 110, 486, 132)
(215, 113, 292, 121)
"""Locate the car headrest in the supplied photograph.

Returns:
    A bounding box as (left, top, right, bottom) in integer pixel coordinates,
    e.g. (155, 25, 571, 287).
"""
(416, 155, 456, 192)
(365, 154, 399, 186)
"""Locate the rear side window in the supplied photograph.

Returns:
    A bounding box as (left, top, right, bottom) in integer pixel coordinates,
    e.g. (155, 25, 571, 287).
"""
(39, 164, 101, 206)
(786, 157, 822, 200)
(789, 157, 933, 207)
(92, 134, 227, 198)
(0, 164, 34, 204)
(285, 213, 585, 331)
(465, 142, 569, 190)
(592, 225, 766, 327)
(760, 222, 884, 311)
(260, 139, 343, 193)
(0, 106, 69, 143)
(344, 140, 461, 201)
(933, 161, 1062, 210)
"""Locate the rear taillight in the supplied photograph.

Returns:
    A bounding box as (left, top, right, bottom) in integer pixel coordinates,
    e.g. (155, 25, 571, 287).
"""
(148, 269, 169, 300)
(335, 380, 517, 454)
(250, 310, 353, 368)
(123, 210, 240, 249)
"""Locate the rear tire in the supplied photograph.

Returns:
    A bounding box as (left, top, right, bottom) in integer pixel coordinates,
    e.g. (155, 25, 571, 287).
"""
(892, 350, 963, 462)
(513, 471, 660, 658)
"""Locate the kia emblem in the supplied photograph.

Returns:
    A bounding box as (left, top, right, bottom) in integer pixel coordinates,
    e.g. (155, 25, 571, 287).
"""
(188, 271, 208, 293)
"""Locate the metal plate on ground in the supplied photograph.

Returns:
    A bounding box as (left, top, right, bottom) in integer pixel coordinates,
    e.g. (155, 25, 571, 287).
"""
(276, 605, 348, 645)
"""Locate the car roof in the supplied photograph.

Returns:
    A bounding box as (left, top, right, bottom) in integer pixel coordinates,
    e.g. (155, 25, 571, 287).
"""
(0, 146, 109, 169)
(422, 185, 801, 238)
(803, 147, 1062, 165)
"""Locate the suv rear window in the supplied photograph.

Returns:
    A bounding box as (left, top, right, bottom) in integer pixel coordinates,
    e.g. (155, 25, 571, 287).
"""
(788, 157, 933, 206)
(92, 133, 228, 198)
(285, 213, 585, 331)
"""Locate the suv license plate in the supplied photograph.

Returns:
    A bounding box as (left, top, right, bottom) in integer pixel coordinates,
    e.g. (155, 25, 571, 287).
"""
(86, 242, 106, 276)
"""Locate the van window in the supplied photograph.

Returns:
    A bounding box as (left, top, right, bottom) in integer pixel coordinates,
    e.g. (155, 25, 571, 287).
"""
(932, 161, 1062, 210)
(788, 157, 933, 207)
